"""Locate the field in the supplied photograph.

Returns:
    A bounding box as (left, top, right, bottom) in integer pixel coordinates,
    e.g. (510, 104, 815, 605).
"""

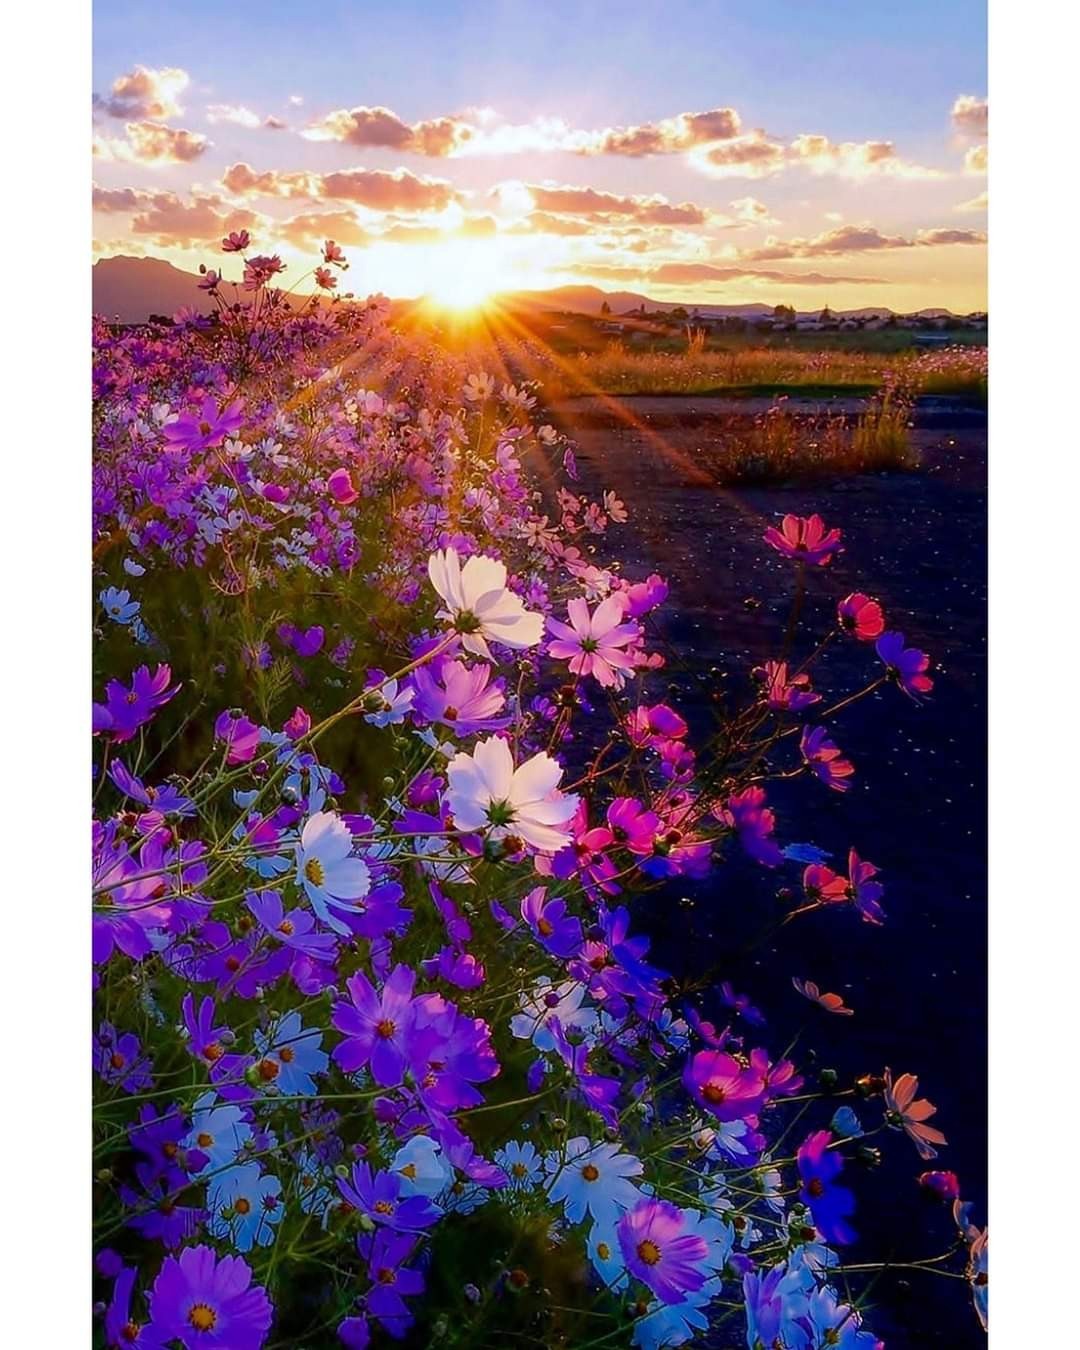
(91, 255, 987, 1350)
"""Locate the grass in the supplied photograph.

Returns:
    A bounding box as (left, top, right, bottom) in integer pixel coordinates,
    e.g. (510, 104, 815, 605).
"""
(511, 340, 988, 401)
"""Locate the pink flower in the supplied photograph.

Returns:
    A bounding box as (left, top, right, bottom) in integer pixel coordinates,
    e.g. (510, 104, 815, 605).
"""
(800, 726, 855, 792)
(876, 631, 934, 699)
(884, 1068, 948, 1160)
(763, 514, 843, 566)
(327, 467, 358, 505)
(838, 592, 884, 640)
(804, 849, 885, 924)
(621, 573, 668, 618)
(323, 240, 347, 266)
(758, 660, 821, 713)
(215, 710, 261, 765)
(222, 229, 251, 252)
(547, 596, 640, 688)
(314, 266, 337, 290)
(161, 397, 244, 455)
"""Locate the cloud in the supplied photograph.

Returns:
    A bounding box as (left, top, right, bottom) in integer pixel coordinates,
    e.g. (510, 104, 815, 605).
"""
(955, 190, 988, 213)
(577, 107, 742, 156)
(694, 132, 942, 181)
(94, 66, 190, 120)
(952, 95, 988, 138)
(264, 115, 288, 131)
(302, 105, 473, 156)
(91, 186, 260, 247)
(741, 222, 985, 260)
(730, 196, 777, 225)
(964, 144, 988, 175)
(221, 162, 461, 212)
(570, 261, 886, 287)
(519, 183, 709, 225)
(206, 105, 263, 129)
(94, 121, 211, 165)
(275, 210, 371, 249)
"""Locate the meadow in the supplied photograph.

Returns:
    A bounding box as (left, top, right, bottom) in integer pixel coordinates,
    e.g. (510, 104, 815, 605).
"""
(91, 244, 987, 1349)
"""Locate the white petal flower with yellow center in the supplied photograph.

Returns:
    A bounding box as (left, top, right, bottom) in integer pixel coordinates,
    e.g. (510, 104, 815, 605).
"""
(445, 735, 578, 855)
(295, 810, 371, 935)
(427, 547, 544, 661)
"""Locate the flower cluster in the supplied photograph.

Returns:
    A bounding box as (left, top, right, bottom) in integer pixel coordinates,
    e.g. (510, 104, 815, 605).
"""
(91, 238, 984, 1349)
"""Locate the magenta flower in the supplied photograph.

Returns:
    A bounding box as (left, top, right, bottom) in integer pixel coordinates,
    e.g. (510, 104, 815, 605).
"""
(838, 592, 885, 640)
(797, 1130, 857, 1245)
(222, 229, 251, 252)
(759, 660, 821, 713)
(161, 397, 244, 454)
(721, 787, 784, 867)
(327, 467, 357, 504)
(605, 796, 660, 855)
(683, 1049, 766, 1122)
(803, 849, 884, 924)
(617, 1198, 709, 1304)
(800, 726, 855, 792)
(147, 1244, 273, 1349)
(93, 664, 179, 743)
(763, 514, 843, 566)
(876, 631, 934, 699)
(214, 710, 262, 765)
(625, 703, 688, 747)
(332, 965, 419, 1086)
(547, 596, 640, 688)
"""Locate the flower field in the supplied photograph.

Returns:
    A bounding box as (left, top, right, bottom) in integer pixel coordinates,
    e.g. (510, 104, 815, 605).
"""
(91, 242, 987, 1349)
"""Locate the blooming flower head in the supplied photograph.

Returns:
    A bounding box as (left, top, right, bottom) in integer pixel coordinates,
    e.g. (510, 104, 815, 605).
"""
(838, 592, 885, 640)
(146, 1245, 273, 1349)
(883, 1068, 947, 1160)
(797, 1129, 857, 1245)
(251, 1011, 328, 1097)
(427, 547, 543, 659)
(800, 725, 855, 792)
(876, 630, 934, 699)
(757, 660, 821, 713)
(207, 1163, 283, 1252)
(162, 397, 244, 454)
(803, 849, 885, 925)
(222, 229, 251, 252)
(332, 964, 419, 1086)
(410, 658, 508, 734)
(617, 1198, 709, 1305)
(806, 1286, 881, 1349)
(100, 586, 140, 625)
(547, 1136, 643, 1225)
(94, 664, 179, 743)
(494, 1140, 543, 1191)
(763, 514, 843, 566)
(792, 977, 854, 1015)
(445, 736, 579, 854)
(520, 886, 583, 958)
(546, 596, 640, 688)
(337, 1162, 441, 1231)
(683, 1050, 766, 1122)
(295, 811, 371, 935)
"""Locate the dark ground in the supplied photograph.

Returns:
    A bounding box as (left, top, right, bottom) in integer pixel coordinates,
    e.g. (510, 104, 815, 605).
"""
(541, 394, 988, 1348)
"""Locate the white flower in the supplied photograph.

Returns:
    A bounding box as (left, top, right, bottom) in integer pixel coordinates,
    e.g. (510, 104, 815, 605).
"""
(295, 811, 371, 935)
(446, 736, 578, 854)
(391, 1136, 452, 1199)
(511, 978, 597, 1050)
(363, 677, 415, 728)
(427, 547, 544, 660)
(464, 372, 495, 402)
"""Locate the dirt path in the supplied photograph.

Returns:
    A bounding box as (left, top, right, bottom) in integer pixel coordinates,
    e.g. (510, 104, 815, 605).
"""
(532, 395, 987, 1348)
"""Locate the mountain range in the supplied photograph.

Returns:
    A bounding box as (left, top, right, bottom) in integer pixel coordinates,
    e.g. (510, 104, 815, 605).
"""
(92, 255, 964, 325)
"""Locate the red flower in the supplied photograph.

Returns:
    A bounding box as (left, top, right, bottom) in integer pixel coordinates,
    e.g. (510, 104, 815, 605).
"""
(763, 514, 843, 566)
(838, 592, 884, 640)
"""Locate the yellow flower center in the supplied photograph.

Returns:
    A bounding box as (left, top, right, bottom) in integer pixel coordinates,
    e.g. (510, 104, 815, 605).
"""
(636, 1240, 662, 1267)
(304, 857, 326, 887)
(581, 1163, 600, 1182)
(188, 1303, 217, 1332)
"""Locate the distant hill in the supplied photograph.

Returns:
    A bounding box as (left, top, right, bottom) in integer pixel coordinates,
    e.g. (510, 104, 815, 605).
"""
(93, 255, 215, 323)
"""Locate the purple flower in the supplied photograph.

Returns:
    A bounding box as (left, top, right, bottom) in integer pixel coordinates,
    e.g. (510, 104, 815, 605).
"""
(332, 965, 419, 1086)
(214, 710, 262, 765)
(161, 397, 244, 454)
(800, 726, 855, 792)
(147, 1244, 273, 1348)
(617, 1198, 709, 1304)
(520, 886, 583, 958)
(94, 664, 179, 743)
(876, 630, 934, 699)
(410, 658, 509, 734)
(246, 889, 338, 962)
(359, 1230, 425, 1337)
(763, 513, 843, 566)
(797, 1129, 857, 1245)
(337, 1163, 441, 1231)
(94, 1022, 152, 1093)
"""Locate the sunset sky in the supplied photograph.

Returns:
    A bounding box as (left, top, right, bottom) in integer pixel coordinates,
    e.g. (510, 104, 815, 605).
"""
(92, 0, 988, 312)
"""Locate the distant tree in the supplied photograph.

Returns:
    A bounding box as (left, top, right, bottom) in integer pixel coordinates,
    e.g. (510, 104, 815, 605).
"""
(671, 306, 688, 320)
(819, 305, 834, 324)
(773, 303, 796, 322)
(600, 300, 611, 316)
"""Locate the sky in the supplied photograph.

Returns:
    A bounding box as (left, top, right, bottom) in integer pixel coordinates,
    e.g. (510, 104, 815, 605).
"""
(92, 0, 988, 312)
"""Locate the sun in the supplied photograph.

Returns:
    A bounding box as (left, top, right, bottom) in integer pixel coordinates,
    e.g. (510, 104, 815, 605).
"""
(425, 267, 498, 312)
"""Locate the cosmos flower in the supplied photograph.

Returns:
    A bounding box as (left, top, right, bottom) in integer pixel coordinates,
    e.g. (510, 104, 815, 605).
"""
(494, 1140, 543, 1191)
(797, 1130, 857, 1245)
(520, 886, 583, 958)
(411, 658, 509, 734)
(100, 586, 141, 625)
(546, 596, 640, 688)
(883, 1069, 948, 1160)
(337, 1162, 441, 1231)
(758, 660, 821, 713)
(617, 1198, 709, 1305)
(326, 466, 357, 503)
(427, 547, 543, 659)
(207, 1163, 284, 1252)
(763, 514, 843, 565)
(445, 736, 579, 854)
(294, 811, 372, 935)
(682, 1051, 766, 1123)
(803, 849, 885, 925)
(546, 1137, 643, 1226)
(222, 229, 251, 252)
(838, 592, 885, 640)
(332, 964, 419, 1086)
(792, 977, 854, 1015)
(806, 1287, 880, 1349)
(251, 1012, 328, 1097)
(800, 725, 855, 792)
(94, 664, 179, 742)
(876, 630, 934, 699)
(359, 1229, 425, 1337)
(161, 397, 244, 454)
(146, 1245, 273, 1350)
